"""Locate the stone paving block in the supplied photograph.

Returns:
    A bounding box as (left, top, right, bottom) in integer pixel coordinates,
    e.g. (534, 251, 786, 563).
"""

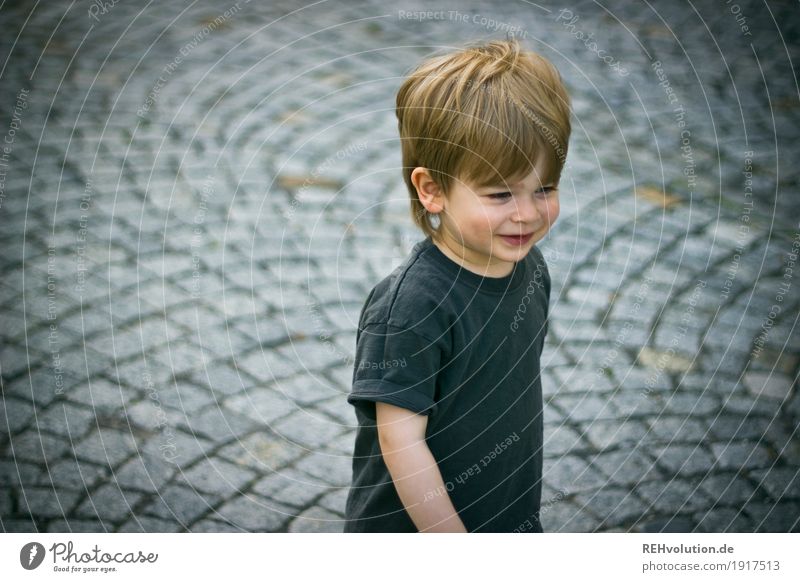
(554, 393, 617, 423)
(278, 338, 345, 372)
(223, 266, 276, 293)
(317, 487, 348, 516)
(217, 289, 263, 320)
(0, 488, 11, 516)
(673, 369, 721, 392)
(634, 478, 713, 514)
(652, 443, 715, 478)
(174, 458, 256, 496)
(749, 346, 800, 376)
(721, 391, 786, 417)
(187, 519, 244, 533)
(218, 432, 304, 473)
(638, 515, 698, 533)
(749, 466, 800, 501)
(117, 516, 183, 533)
(139, 253, 194, 279)
(543, 455, 611, 494)
(261, 283, 312, 313)
(271, 373, 340, 407)
(571, 341, 638, 368)
(150, 380, 217, 415)
(139, 484, 220, 525)
(703, 327, 759, 360)
(18, 487, 82, 519)
(288, 506, 344, 532)
(653, 322, 706, 355)
(114, 453, 179, 493)
(591, 449, 662, 486)
(636, 346, 696, 377)
(1, 519, 39, 533)
(762, 421, 800, 461)
(644, 415, 713, 443)
(177, 405, 259, 442)
(660, 390, 721, 416)
(551, 366, 616, 393)
(212, 495, 295, 532)
(697, 472, 758, 507)
(64, 378, 134, 415)
(0, 460, 43, 488)
(150, 342, 210, 378)
(191, 362, 253, 396)
(572, 486, 648, 529)
(611, 389, 669, 417)
(615, 366, 673, 392)
(602, 321, 654, 354)
(543, 424, 586, 457)
(224, 387, 296, 425)
(323, 365, 353, 393)
(9, 430, 71, 466)
(97, 296, 153, 331)
(84, 328, 147, 362)
(0, 397, 36, 435)
(123, 399, 183, 433)
(251, 466, 328, 508)
(541, 346, 572, 367)
(550, 319, 609, 343)
(293, 450, 352, 487)
(232, 321, 286, 352)
(46, 519, 111, 533)
(580, 418, 651, 451)
(139, 430, 214, 468)
(236, 347, 299, 382)
(35, 402, 98, 440)
(743, 501, 800, 532)
(325, 430, 356, 456)
(192, 320, 258, 360)
(743, 371, 796, 402)
(707, 414, 774, 442)
(74, 428, 139, 468)
(693, 506, 754, 533)
(271, 409, 347, 450)
(5, 367, 80, 409)
(0, 309, 28, 342)
(107, 355, 164, 389)
(314, 394, 357, 425)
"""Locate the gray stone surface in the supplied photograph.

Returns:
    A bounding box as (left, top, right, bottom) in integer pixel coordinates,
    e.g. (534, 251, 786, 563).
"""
(1, 0, 798, 534)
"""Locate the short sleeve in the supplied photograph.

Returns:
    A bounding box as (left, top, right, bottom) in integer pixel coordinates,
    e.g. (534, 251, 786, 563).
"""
(347, 322, 442, 419)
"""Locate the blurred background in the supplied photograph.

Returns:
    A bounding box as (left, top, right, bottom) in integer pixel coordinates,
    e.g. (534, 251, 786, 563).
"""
(0, 0, 798, 532)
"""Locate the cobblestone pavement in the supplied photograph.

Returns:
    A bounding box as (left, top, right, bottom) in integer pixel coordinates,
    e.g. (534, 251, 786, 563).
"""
(1, 0, 798, 533)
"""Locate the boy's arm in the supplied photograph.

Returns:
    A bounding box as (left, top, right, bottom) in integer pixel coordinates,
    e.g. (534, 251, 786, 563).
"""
(376, 402, 468, 533)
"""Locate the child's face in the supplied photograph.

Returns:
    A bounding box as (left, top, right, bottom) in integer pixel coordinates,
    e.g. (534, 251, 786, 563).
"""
(436, 162, 559, 278)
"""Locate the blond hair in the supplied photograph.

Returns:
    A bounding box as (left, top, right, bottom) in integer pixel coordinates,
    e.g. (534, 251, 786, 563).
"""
(396, 39, 572, 240)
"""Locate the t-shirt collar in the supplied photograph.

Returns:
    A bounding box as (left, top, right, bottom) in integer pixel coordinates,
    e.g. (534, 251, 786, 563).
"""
(419, 236, 527, 294)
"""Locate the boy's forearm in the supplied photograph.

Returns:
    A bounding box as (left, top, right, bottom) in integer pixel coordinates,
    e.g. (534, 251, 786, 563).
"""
(380, 439, 468, 533)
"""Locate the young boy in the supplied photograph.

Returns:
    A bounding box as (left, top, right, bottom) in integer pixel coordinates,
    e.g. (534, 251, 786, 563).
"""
(344, 39, 571, 533)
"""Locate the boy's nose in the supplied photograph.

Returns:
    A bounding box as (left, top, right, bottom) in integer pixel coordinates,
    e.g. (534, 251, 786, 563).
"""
(511, 195, 541, 225)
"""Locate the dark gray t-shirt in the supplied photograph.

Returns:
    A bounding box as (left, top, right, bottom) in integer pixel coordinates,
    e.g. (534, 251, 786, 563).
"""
(344, 235, 550, 533)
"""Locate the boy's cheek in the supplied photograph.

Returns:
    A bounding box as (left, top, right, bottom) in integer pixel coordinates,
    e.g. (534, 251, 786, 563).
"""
(546, 199, 561, 225)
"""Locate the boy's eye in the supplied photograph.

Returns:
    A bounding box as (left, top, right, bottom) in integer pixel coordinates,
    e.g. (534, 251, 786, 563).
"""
(487, 187, 557, 200)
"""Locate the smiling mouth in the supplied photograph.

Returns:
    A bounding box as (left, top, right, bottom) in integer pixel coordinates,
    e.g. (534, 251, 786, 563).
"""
(499, 233, 534, 245)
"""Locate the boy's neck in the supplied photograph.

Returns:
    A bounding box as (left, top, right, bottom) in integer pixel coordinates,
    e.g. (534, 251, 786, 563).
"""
(431, 234, 516, 279)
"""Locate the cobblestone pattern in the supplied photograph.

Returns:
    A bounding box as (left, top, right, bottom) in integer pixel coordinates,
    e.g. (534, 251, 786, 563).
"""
(0, 0, 798, 533)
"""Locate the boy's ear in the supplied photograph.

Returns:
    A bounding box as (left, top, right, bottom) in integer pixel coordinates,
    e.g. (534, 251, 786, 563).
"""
(410, 167, 445, 213)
